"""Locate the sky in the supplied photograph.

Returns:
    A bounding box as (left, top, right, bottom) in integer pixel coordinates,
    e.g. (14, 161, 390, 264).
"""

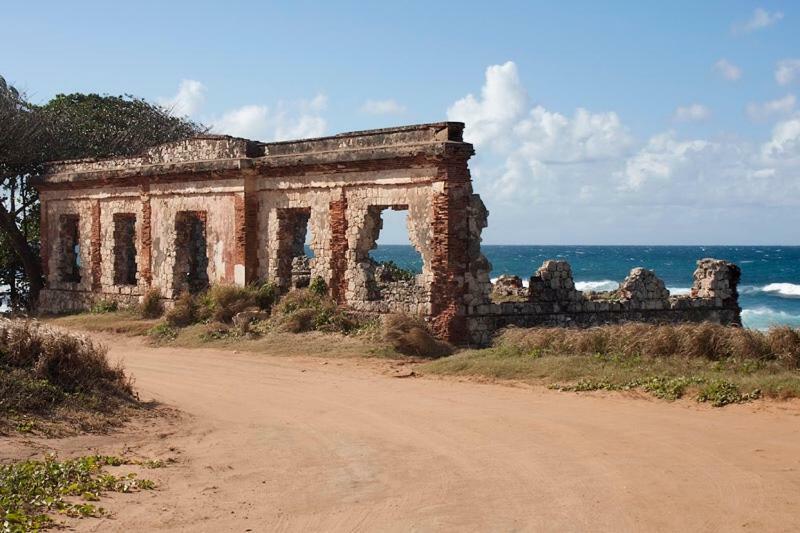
(2, 1, 799, 245)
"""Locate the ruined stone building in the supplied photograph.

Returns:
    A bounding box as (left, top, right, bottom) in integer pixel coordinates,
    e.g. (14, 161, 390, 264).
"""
(35, 122, 741, 345)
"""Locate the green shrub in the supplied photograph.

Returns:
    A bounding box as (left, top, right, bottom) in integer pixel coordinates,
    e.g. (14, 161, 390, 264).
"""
(377, 260, 416, 282)
(90, 299, 118, 314)
(148, 322, 178, 342)
(254, 281, 278, 310)
(309, 276, 328, 296)
(698, 379, 761, 407)
(382, 314, 453, 358)
(138, 288, 164, 319)
(272, 289, 358, 334)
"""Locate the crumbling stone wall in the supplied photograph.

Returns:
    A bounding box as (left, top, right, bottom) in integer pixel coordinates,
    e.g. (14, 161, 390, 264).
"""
(35, 123, 739, 345)
(469, 258, 742, 345)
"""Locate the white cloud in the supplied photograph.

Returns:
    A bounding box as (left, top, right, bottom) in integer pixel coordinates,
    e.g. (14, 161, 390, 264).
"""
(213, 105, 269, 139)
(746, 94, 796, 121)
(734, 8, 784, 34)
(447, 61, 529, 151)
(448, 61, 800, 224)
(160, 80, 328, 141)
(713, 59, 742, 81)
(361, 99, 406, 115)
(762, 114, 800, 163)
(212, 97, 327, 141)
(673, 104, 711, 122)
(159, 79, 206, 117)
(776, 59, 800, 86)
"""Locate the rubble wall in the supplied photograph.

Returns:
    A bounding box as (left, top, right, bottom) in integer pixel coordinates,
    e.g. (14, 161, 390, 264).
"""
(468, 259, 742, 346)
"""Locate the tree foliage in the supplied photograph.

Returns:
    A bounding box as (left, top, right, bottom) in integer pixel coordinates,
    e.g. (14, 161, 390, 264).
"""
(0, 75, 205, 310)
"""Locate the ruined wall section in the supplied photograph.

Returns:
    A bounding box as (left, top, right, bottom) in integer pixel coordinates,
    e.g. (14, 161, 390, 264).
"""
(44, 136, 255, 178)
(150, 178, 243, 298)
(252, 165, 441, 315)
(468, 259, 742, 345)
(38, 175, 245, 312)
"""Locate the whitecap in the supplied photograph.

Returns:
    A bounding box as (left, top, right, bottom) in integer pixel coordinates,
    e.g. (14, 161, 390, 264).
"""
(575, 280, 619, 292)
(742, 306, 800, 330)
(668, 287, 691, 295)
(762, 283, 800, 298)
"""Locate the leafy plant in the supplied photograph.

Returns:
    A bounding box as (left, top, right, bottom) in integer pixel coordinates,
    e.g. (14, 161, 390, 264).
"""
(309, 276, 327, 296)
(0, 454, 156, 531)
(90, 299, 118, 314)
(697, 380, 761, 407)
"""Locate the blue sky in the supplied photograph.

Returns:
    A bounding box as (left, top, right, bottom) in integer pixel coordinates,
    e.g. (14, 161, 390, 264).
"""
(3, 1, 799, 244)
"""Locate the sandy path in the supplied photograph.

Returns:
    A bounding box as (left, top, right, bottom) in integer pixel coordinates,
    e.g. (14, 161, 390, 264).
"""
(7, 335, 800, 532)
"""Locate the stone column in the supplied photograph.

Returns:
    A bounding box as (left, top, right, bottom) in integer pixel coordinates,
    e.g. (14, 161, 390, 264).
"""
(90, 200, 102, 292)
(329, 189, 349, 304)
(429, 148, 474, 342)
(243, 174, 259, 284)
(233, 192, 247, 285)
(139, 181, 153, 286)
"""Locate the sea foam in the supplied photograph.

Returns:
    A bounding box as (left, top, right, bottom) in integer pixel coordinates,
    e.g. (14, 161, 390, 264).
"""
(762, 283, 800, 298)
(574, 280, 619, 292)
(742, 306, 800, 330)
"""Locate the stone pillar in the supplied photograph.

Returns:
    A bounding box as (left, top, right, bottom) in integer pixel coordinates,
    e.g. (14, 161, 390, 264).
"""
(691, 258, 741, 310)
(429, 150, 474, 342)
(233, 192, 247, 285)
(329, 189, 349, 304)
(90, 200, 102, 292)
(243, 175, 259, 284)
(139, 181, 152, 286)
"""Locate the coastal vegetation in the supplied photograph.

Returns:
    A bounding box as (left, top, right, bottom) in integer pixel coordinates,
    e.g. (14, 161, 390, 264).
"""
(0, 454, 157, 531)
(45, 285, 800, 406)
(0, 318, 138, 435)
(422, 323, 800, 405)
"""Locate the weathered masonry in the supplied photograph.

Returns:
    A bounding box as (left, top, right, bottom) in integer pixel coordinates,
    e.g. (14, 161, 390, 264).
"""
(35, 122, 741, 345)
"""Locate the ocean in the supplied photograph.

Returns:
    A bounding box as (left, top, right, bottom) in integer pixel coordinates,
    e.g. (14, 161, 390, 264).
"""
(369, 245, 800, 331)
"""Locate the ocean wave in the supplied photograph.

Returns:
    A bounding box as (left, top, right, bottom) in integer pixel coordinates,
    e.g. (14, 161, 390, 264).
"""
(761, 283, 800, 298)
(575, 280, 619, 292)
(741, 306, 800, 330)
(490, 277, 530, 288)
(667, 287, 691, 295)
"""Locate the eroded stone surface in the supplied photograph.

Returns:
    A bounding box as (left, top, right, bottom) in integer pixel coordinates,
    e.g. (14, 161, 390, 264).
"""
(35, 122, 741, 345)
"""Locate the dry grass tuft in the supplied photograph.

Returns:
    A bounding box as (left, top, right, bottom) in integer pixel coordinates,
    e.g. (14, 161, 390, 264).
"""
(164, 292, 198, 327)
(382, 314, 452, 358)
(495, 323, 800, 367)
(138, 288, 164, 319)
(0, 319, 137, 432)
(422, 323, 800, 404)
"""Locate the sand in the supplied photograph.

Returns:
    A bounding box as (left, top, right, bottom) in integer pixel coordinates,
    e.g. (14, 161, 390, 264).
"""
(3, 333, 800, 532)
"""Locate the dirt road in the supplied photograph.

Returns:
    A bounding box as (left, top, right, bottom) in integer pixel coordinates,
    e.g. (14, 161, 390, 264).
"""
(7, 335, 800, 532)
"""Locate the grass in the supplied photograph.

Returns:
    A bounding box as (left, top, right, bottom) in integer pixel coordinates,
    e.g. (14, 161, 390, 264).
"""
(422, 323, 800, 405)
(48, 310, 160, 337)
(0, 454, 156, 531)
(0, 319, 139, 435)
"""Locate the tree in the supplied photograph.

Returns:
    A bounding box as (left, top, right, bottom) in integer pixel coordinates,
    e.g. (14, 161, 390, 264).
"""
(0, 76, 205, 310)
